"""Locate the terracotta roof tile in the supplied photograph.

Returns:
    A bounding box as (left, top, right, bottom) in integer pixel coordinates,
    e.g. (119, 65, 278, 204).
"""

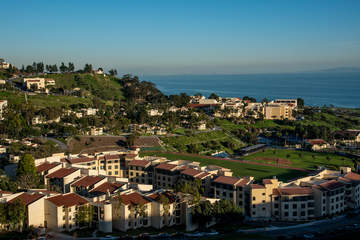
(47, 193, 89, 207)
(67, 157, 95, 164)
(46, 168, 79, 178)
(8, 192, 44, 205)
(90, 182, 125, 194)
(344, 172, 360, 181)
(273, 187, 313, 195)
(128, 160, 150, 168)
(115, 192, 150, 205)
(71, 176, 105, 188)
(147, 191, 176, 203)
(105, 155, 120, 160)
(36, 162, 61, 173)
(320, 180, 345, 191)
(250, 184, 265, 189)
(306, 139, 327, 145)
(213, 176, 242, 186)
(155, 163, 178, 171)
(181, 168, 202, 177)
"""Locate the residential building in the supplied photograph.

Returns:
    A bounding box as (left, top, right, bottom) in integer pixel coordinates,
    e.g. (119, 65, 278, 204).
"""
(45, 168, 81, 193)
(70, 175, 107, 194)
(23, 77, 46, 90)
(211, 176, 253, 211)
(111, 191, 152, 232)
(7, 192, 45, 228)
(45, 193, 90, 231)
(128, 160, 152, 184)
(271, 187, 315, 221)
(305, 139, 331, 151)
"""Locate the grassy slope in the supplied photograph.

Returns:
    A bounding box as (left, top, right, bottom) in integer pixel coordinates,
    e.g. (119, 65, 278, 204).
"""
(140, 151, 307, 181)
(42, 73, 124, 100)
(0, 90, 92, 108)
(243, 149, 353, 170)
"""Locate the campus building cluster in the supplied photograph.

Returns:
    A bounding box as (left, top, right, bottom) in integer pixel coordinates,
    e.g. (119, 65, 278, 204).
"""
(1, 149, 360, 233)
(189, 96, 298, 120)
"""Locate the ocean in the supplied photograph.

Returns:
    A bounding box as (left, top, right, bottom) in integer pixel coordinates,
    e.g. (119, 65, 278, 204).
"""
(145, 72, 360, 108)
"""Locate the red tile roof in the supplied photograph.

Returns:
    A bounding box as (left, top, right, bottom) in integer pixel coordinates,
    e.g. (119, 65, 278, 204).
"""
(71, 176, 105, 188)
(0, 190, 12, 195)
(250, 184, 265, 189)
(46, 168, 79, 178)
(344, 172, 360, 181)
(90, 182, 125, 194)
(128, 160, 150, 168)
(319, 180, 344, 191)
(105, 155, 120, 160)
(147, 191, 176, 203)
(47, 193, 89, 207)
(273, 187, 313, 196)
(181, 168, 202, 177)
(196, 172, 212, 179)
(213, 176, 244, 186)
(8, 192, 44, 206)
(67, 157, 95, 164)
(263, 179, 274, 185)
(306, 139, 327, 145)
(155, 163, 178, 171)
(36, 162, 61, 173)
(115, 192, 150, 205)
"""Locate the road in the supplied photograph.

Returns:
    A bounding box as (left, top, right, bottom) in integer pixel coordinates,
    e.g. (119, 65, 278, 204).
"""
(38, 136, 68, 151)
(239, 213, 360, 239)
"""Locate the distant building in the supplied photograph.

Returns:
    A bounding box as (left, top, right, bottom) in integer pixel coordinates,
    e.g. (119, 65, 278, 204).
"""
(0, 100, 7, 120)
(305, 139, 330, 151)
(265, 104, 295, 120)
(0, 60, 10, 69)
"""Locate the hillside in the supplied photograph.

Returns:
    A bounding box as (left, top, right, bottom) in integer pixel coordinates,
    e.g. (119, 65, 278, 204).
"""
(40, 73, 124, 101)
(0, 90, 92, 109)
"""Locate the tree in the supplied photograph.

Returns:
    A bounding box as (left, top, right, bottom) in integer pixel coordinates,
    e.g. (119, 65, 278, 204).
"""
(209, 93, 219, 100)
(17, 154, 37, 177)
(76, 204, 94, 227)
(68, 62, 75, 72)
(36, 62, 44, 73)
(109, 69, 118, 76)
(59, 62, 68, 73)
(83, 64, 92, 73)
(297, 98, 304, 108)
(7, 199, 26, 231)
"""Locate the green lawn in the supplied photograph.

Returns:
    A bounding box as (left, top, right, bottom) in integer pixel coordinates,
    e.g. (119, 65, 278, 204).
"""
(141, 152, 308, 181)
(243, 149, 354, 170)
(0, 90, 92, 108)
(215, 119, 246, 131)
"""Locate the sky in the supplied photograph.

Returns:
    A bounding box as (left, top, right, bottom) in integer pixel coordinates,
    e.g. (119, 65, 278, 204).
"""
(1, 0, 360, 75)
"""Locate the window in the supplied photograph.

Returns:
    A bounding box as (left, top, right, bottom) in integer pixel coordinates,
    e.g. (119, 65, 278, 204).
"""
(274, 203, 279, 208)
(115, 171, 118, 175)
(301, 204, 306, 208)
(293, 204, 297, 208)
(262, 200, 265, 203)
(108, 166, 112, 169)
(108, 171, 112, 175)
(262, 193, 265, 196)
(284, 204, 289, 209)
(115, 165, 118, 169)
(253, 197, 256, 201)
(293, 211, 297, 216)
(284, 212, 289, 217)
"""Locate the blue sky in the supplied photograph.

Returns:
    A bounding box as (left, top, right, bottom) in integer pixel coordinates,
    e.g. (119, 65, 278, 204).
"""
(1, 0, 360, 75)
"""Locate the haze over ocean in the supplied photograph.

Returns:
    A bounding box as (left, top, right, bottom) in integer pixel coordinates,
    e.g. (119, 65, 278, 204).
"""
(145, 72, 360, 108)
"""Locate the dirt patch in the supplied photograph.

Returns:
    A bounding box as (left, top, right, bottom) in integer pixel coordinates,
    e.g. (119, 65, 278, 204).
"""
(253, 157, 292, 166)
(68, 136, 161, 154)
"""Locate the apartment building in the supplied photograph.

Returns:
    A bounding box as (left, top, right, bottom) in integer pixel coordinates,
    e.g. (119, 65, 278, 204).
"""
(70, 175, 107, 193)
(179, 168, 213, 195)
(111, 191, 152, 232)
(211, 176, 253, 211)
(45, 168, 81, 193)
(339, 171, 360, 209)
(36, 161, 62, 182)
(147, 191, 178, 229)
(312, 180, 345, 216)
(274, 99, 297, 107)
(265, 104, 295, 120)
(245, 178, 280, 220)
(154, 163, 181, 189)
(45, 193, 90, 231)
(271, 187, 315, 221)
(128, 160, 152, 184)
(7, 192, 45, 228)
(23, 77, 46, 90)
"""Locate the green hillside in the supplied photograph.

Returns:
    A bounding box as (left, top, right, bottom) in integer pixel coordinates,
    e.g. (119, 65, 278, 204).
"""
(40, 73, 124, 101)
(0, 90, 92, 109)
